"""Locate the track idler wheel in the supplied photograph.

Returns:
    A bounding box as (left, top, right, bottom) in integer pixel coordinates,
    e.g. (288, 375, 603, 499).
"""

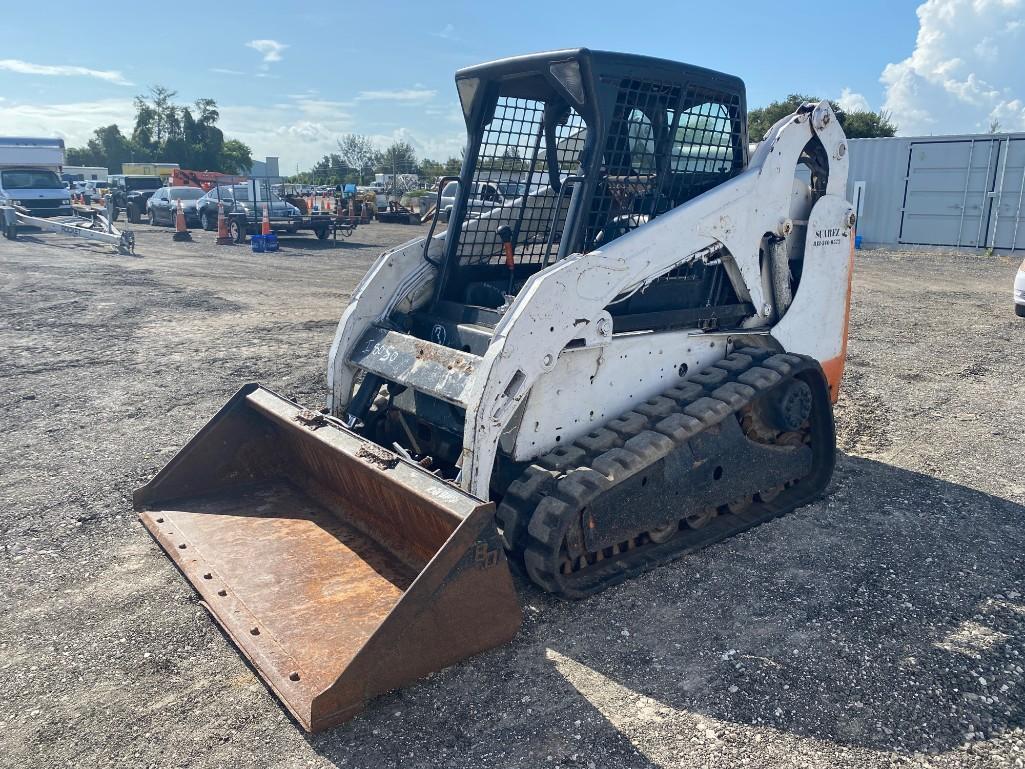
(772, 379, 813, 432)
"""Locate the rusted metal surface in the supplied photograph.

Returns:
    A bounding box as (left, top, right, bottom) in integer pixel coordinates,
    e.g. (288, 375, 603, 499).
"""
(135, 384, 521, 732)
(348, 325, 480, 406)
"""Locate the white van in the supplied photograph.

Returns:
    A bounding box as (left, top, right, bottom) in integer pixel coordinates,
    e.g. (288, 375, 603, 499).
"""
(0, 137, 73, 217)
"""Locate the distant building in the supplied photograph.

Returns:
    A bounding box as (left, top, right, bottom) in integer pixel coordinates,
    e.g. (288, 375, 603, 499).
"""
(248, 156, 282, 183)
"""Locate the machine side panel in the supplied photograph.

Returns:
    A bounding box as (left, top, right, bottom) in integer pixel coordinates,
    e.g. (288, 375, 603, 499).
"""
(511, 330, 731, 460)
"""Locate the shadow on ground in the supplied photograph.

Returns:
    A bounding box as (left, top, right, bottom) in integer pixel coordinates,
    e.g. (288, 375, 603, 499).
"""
(303, 454, 1023, 766)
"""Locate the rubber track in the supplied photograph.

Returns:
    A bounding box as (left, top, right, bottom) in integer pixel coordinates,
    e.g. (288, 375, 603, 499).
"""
(495, 347, 828, 597)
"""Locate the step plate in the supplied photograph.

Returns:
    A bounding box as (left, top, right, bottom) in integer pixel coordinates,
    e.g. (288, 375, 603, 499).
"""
(349, 325, 481, 406)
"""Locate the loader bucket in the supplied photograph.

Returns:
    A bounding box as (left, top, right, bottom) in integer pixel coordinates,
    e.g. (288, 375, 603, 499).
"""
(134, 384, 521, 732)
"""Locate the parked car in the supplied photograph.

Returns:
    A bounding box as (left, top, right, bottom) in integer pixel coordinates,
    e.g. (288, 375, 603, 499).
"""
(1015, 256, 1025, 317)
(107, 174, 162, 222)
(146, 186, 204, 227)
(195, 185, 301, 232)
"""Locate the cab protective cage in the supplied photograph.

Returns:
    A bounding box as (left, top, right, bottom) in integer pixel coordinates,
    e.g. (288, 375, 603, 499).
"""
(433, 48, 749, 310)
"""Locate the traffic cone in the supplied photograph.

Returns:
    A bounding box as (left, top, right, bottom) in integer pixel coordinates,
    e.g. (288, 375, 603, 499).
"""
(261, 204, 271, 236)
(173, 199, 192, 241)
(216, 202, 233, 245)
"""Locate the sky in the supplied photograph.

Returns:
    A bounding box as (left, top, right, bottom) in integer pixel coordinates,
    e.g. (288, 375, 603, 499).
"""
(1, 0, 1023, 173)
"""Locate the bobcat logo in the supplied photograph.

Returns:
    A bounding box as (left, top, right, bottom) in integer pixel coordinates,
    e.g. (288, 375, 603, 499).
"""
(431, 324, 447, 345)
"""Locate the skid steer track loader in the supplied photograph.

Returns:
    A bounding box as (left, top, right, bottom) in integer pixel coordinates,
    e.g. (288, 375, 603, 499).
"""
(137, 48, 855, 731)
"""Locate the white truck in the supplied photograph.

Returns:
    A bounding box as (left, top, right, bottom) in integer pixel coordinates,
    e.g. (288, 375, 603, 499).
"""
(0, 137, 72, 217)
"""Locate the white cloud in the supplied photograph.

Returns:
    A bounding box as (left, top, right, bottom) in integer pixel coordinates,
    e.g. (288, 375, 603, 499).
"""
(0, 92, 465, 177)
(218, 95, 356, 169)
(210, 68, 245, 76)
(0, 58, 131, 86)
(837, 87, 871, 113)
(222, 101, 463, 170)
(433, 23, 457, 40)
(245, 39, 287, 65)
(881, 0, 1025, 134)
(355, 88, 436, 103)
(356, 126, 465, 165)
(0, 99, 136, 148)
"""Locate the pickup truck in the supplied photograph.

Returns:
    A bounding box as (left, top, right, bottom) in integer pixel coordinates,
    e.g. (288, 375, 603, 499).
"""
(108, 174, 163, 223)
(437, 179, 528, 222)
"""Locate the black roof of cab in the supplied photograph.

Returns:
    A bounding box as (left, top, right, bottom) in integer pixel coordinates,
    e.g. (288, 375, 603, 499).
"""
(455, 48, 744, 96)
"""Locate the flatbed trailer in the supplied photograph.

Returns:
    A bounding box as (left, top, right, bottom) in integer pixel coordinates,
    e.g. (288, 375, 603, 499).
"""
(2, 202, 135, 254)
(375, 201, 417, 224)
(225, 213, 357, 243)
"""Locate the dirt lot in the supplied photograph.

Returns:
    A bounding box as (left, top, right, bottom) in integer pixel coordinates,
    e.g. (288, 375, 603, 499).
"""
(1, 221, 1023, 769)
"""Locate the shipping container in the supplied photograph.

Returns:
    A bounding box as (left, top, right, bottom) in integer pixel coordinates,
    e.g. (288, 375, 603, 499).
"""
(846, 133, 1025, 251)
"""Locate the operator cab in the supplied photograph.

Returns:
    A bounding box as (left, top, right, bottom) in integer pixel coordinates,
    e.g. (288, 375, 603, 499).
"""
(421, 48, 750, 340)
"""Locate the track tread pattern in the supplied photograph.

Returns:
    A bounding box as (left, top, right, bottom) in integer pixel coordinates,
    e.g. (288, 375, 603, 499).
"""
(496, 350, 833, 598)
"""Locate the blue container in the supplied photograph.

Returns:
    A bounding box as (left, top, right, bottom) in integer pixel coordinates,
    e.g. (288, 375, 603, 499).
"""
(854, 234, 863, 250)
(264, 233, 279, 252)
(250, 234, 266, 253)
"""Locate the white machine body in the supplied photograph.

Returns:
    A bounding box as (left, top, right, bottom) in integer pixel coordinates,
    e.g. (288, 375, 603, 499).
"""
(329, 101, 854, 500)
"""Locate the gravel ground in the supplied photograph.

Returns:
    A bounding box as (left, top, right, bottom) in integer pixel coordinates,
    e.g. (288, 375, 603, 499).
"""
(1, 221, 1023, 769)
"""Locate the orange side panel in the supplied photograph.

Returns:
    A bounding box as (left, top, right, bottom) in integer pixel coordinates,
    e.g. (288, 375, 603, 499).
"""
(822, 237, 856, 403)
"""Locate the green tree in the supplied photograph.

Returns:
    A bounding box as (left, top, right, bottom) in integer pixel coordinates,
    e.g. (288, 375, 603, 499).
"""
(325, 153, 351, 184)
(194, 98, 219, 127)
(419, 158, 444, 182)
(182, 102, 224, 170)
(443, 156, 462, 175)
(419, 156, 465, 185)
(67, 124, 137, 170)
(67, 90, 250, 174)
(375, 141, 418, 175)
(840, 110, 897, 139)
(337, 134, 378, 184)
(131, 98, 157, 154)
(219, 139, 253, 174)
(748, 93, 897, 140)
(148, 85, 178, 145)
